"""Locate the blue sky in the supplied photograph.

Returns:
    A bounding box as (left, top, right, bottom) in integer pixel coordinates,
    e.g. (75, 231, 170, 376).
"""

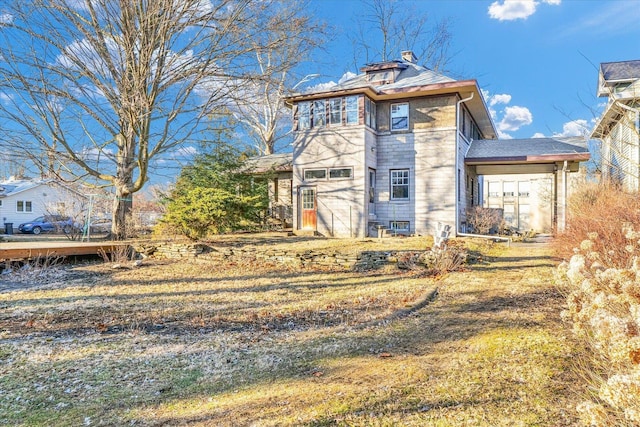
(303, 0, 640, 140)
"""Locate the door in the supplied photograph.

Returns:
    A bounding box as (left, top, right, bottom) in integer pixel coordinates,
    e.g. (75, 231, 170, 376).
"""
(301, 187, 317, 229)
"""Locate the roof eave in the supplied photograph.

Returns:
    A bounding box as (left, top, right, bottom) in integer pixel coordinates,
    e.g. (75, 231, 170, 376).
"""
(465, 152, 590, 165)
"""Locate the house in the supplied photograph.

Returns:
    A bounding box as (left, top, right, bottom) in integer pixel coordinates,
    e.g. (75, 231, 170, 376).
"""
(591, 59, 640, 191)
(0, 177, 87, 232)
(284, 52, 590, 238)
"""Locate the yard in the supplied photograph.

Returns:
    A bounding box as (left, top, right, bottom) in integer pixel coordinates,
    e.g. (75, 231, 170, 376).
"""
(0, 234, 584, 426)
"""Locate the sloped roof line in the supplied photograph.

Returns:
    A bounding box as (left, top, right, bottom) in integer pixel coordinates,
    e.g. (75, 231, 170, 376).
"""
(465, 137, 590, 164)
(601, 59, 640, 82)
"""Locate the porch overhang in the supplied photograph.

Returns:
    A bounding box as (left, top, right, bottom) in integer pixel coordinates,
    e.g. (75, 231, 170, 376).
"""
(465, 137, 590, 174)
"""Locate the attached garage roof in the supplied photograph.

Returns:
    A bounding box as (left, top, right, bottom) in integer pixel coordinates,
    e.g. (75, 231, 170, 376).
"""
(465, 137, 590, 165)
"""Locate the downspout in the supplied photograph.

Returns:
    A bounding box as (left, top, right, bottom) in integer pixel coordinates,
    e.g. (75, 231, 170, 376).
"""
(561, 160, 568, 233)
(455, 92, 473, 237)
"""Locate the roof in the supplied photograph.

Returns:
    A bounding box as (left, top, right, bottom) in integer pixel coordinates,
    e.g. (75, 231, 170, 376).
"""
(327, 62, 456, 92)
(286, 58, 497, 139)
(0, 178, 86, 198)
(601, 60, 640, 82)
(244, 153, 292, 174)
(465, 137, 591, 164)
(0, 178, 45, 197)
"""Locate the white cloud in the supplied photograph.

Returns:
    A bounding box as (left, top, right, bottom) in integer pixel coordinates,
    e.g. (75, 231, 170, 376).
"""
(489, 94, 512, 106)
(0, 92, 13, 104)
(532, 132, 545, 138)
(0, 13, 13, 25)
(553, 119, 589, 137)
(488, 0, 560, 21)
(498, 105, 533, 132)
(497, 130, 513, 140)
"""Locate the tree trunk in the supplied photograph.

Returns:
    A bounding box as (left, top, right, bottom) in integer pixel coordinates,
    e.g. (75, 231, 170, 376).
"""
(112, 186, 133, 240)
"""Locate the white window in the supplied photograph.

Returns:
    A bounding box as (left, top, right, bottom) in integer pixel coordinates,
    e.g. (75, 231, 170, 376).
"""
(391, 103, 408, 131)
(329, 168, 353, 179)
(503, 181, 515, 197)
(17, 200, 32, 212)
(389, 221, 410, 234)
(313, 100, 325, 127)
(365, 98, 377, 129)
(329, 98, 342, 125)
(503, 204, 515, 227)
(488, 181, 500, 198)
(390, 169, 409, 200)
(304, 169, 326, 180)
(518, 181, 530, 197)
(298, 102, 310, 130)
(369, 169, 376, 204)
(345, 96, 358, 124)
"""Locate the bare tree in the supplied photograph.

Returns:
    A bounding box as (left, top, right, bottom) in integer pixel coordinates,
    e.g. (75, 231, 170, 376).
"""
(225, 0, 326, 155)
(351, 0, 453, 71)
(0, 0, 293, 238)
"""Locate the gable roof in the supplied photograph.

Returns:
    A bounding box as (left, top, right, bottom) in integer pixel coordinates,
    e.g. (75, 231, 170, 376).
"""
(0, 178, 86, 199)
(0, 178, 43, 197)
(286, 59, 497, 139)
(597, 59, 640, 98)
(465, 137, 590, 164)
(245, 153, 292, 174)
(601, 60, 640, 81)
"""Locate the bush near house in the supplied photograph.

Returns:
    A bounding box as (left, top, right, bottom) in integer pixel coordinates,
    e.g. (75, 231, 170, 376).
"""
(555, 182, 640, 425)
(160, 143, 268, 239)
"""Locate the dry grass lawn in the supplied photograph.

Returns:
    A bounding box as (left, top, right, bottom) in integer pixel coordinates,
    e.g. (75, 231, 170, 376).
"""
(0, 234, 584, 426)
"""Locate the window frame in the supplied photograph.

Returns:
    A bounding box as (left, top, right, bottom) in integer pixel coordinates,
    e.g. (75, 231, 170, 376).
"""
(329, 98, 342, 125)
(390, 102, 409, 131)
(313, 100, 325, 127)
(390, 169, 410, 201)
(389, 221, 410, 234)
(297, 101, 310, 130)
(16, 200, 33, 213)
(328, 167, 353, 180)
(303, 169, 327, 181)
(345, 95, 358, 125)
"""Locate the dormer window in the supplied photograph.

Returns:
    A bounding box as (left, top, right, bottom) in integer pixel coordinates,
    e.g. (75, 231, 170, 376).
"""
(360, 60, 407, 85)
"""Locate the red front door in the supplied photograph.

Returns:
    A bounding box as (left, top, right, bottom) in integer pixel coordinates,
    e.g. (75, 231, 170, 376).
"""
(301, 188, 317, 229)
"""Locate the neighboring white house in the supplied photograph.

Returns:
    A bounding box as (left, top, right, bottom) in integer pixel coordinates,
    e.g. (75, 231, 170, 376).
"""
(284, 52, 590, 238)
(0, 177, 87, 232)
(591, 59, 640, 191)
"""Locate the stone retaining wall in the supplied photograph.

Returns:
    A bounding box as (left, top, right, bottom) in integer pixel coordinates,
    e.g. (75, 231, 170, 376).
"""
(138, 241, 426, 270)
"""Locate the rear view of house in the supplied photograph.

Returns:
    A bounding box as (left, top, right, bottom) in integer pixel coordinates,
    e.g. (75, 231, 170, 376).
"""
(286, 52, 496, 238)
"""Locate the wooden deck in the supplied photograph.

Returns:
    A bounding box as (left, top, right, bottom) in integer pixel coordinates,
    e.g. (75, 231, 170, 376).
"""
(0, 241, 128, 261)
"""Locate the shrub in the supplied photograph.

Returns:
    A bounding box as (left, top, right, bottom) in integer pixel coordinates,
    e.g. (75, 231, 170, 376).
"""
(557, 227, 640, 424)
(466, 206, 502, 235)
(555, 181, 640, 267)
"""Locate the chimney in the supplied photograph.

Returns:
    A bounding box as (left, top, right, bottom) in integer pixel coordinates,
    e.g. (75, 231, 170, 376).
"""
(401, 50, 418, 63)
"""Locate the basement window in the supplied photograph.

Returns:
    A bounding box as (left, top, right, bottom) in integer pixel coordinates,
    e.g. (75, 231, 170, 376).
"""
(389, 221, 410, 234)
